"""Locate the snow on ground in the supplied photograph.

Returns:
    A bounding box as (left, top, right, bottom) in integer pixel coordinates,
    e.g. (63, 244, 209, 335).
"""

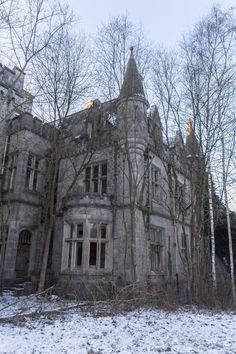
(0, 290, 77, 318)
(0, 291, 236, 354)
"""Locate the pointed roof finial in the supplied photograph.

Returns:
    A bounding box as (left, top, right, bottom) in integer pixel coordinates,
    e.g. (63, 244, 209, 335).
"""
(119, 46, 145, 99)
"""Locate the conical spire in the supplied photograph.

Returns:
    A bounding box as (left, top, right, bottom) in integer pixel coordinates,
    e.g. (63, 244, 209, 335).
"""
(119, 47, 145, 99)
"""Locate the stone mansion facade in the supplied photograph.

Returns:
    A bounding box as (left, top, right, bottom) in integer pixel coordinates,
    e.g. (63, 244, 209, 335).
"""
(0, 51, 198, 295)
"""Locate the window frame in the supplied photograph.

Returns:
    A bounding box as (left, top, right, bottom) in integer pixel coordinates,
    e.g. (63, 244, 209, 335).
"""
(150, 227, 164, 272)
(151, 165, 161, 202)
(7, 153, 18, 191)
(65, 223, 84, 271)
(85, 162, 108, 195)
(25, 154, 40, 191)
(62, 221, 109, 273)
(88, 223, 108, 270)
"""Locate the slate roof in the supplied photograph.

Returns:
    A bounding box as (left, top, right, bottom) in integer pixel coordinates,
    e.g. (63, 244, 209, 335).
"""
(119, 47, 145, 99)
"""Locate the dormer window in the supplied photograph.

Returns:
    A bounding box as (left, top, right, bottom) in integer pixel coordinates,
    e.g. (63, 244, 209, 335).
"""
(106, 113, 117, 127)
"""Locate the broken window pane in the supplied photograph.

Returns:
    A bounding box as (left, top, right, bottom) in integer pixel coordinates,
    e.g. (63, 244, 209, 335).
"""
(93, 180, 98, 193)
(76, 242, 83, 267)
(101, 179, 107, 194)
(93, 165, 99, 192)
(100, 243, 106, 268)
(85, 166, 91, 192)
(33, 171, 38, 190)
(101, 163, 107, 176)
(70, 224, 74, 238)
(67, 241, 72, 268)
(85, 180, 90, 193)
(89, 242, 97, 266)
(101, 224, 107, 239)
(93, 165, 99, 179)
(35, 158, 39, 169)
(77, 224, 83, 238)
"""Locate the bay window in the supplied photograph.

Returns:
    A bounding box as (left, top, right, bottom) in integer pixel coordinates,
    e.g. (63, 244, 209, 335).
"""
(62, 222, 109, 272)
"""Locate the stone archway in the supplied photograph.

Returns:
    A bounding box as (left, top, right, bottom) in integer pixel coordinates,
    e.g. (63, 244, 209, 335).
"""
(15, 230, 31, 280)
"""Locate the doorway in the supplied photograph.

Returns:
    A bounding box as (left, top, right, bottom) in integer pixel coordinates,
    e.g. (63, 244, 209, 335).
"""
(15, 230, 31, 280)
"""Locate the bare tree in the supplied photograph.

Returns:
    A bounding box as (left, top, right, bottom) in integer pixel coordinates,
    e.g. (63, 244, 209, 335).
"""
(151, 48, 195, 301)
(31, 27, 94, 292)
(0, 0, 73, 71)
(0, 0, 75, 288)
(0, 0, 74, 125)
(32, 29, 93, 120)
(181, 6, 236, 304)
(94, 14, 152, 100)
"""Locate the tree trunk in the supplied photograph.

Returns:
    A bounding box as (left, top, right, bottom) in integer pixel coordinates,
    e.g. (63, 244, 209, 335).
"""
(38, 144, 59, 293)
(218, 86, 236, 306)
(208, 168, 217, 297)
(221, 132, 236, 306)
(37, 222, 53, 293)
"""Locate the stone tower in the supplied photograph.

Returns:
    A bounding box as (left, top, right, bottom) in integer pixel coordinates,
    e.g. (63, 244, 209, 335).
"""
(114, 48, 150, 283)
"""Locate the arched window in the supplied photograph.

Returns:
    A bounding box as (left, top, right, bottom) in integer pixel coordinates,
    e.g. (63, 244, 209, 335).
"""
(19, 230, 31, 245)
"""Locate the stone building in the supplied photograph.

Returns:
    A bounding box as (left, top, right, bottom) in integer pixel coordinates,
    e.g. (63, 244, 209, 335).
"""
(0, 63, 33, 120)
(0, 50, 198, 295)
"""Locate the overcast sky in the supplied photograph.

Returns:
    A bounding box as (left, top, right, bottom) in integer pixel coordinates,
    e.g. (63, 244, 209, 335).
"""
(70, 0, 236, 47)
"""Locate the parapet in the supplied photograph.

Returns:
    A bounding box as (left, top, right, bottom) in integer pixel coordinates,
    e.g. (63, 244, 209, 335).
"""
(0, 64, 25, 92)
(8, 112, 56, 141)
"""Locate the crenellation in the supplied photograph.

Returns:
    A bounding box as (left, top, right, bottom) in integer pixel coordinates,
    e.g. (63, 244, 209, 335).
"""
(8, 112, 57, 142)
